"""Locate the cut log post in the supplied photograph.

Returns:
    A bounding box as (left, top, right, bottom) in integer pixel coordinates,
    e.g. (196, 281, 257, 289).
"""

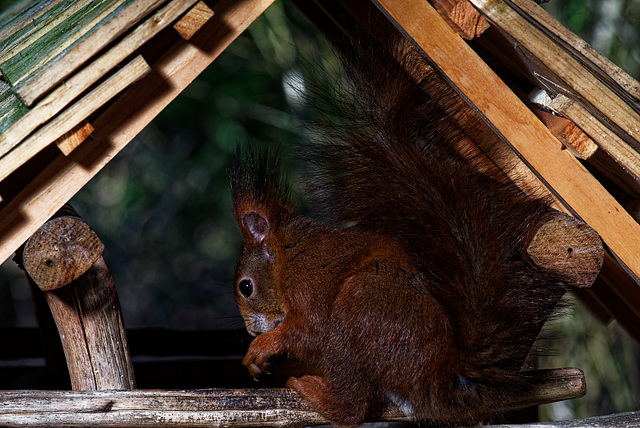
(527, 211, 603, 289)
(0, 368, 585, 427)
(15, 205, 135, 391)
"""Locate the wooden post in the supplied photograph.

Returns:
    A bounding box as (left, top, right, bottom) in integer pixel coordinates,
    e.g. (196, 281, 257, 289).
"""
(16, 205, 135, 390)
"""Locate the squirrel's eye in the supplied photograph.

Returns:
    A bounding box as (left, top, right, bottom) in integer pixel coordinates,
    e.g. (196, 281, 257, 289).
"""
(238, 279, 254, 298)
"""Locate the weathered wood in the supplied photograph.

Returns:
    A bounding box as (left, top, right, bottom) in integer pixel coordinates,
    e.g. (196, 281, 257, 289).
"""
(45, 255, 136, 390)
(532, 109, 597, 160)
(541, 93, 640, 188)
(0, 79, 28, 135)
(173, 1, 215, 40)
(0, 55, 150, 184)
(54, 121, 95, 156)
(0, 0, 200, 154)
(467, 0, 640, 154)
(0, 368, 585, 426)
(504, 0, 640, 106)
(20, 205, 104, 291)
(527, 212, 602, 289)
(0, 0, 276, 266)
(429, 0, 488, 40)
(373, 0, 640, 290)
(4, 0, 167, 106)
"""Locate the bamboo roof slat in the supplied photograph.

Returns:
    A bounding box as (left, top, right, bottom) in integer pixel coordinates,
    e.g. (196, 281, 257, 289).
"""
(0, 80, 27, 134)
(1, 0, 167, 106)
(0, 55, 150, 184)
(0, 0, 200, 156)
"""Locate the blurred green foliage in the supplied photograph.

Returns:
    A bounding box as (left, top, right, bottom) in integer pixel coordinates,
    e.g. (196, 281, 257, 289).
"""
(0, 0, 638, 422)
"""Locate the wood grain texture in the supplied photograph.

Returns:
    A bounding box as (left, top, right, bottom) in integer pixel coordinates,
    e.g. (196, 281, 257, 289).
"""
(448, 0, 490, 39)
(0, 0, 200, 154)
(21, 208, 104, 291)
(527, 212, 603, 289)
(0, 55, 150, 184)
(373, 0, 640, 288)
(0, 368, 585, 426)
(173, 1, 214, 40)
(533, 109, 597, 160)
(55, 121, 95, 155)
(45, 255, 136, 390)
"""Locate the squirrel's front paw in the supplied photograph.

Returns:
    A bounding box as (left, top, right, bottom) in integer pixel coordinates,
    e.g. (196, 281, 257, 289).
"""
(243, 334, 279, 378)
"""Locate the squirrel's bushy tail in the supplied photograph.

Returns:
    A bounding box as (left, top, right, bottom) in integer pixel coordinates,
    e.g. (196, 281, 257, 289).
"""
(300, 22, 567, 418)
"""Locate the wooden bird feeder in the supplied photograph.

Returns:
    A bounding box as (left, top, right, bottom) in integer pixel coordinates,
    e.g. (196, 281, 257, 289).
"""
(0, 0, 638, 426)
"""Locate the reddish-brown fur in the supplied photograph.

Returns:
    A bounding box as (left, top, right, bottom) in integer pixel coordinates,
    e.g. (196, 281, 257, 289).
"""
(229, 25, 567, 427)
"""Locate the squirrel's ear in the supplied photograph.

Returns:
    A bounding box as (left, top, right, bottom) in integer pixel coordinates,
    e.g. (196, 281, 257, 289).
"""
(242, 211, 269, 244)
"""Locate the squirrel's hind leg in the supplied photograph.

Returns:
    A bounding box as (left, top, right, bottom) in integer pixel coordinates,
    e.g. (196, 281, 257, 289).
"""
(286, 375, 370, 427)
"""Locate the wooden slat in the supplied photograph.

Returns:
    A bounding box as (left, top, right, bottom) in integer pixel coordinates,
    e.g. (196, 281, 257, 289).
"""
(505, 0, 640, 106)
(545, 94, 640, 188)
(0, 0, 200, 155)
(373, 0, 640, 286)
(0, 55, 150, 184)
(0, 0, 275, 266)
(467, 0, 640, 153)
(4, 0, 167, 106)
(0, 80, 28, 134)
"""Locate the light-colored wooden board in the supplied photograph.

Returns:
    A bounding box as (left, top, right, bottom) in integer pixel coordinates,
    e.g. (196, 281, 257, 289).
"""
(0, 55, 150, 184)
(0, 0, 200, 155)
(7, 0, 166, 106)
(373, 0, 640, 286)
(0, 0, 276, 266)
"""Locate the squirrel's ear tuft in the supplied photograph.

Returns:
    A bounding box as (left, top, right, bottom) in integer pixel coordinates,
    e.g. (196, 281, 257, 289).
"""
(242, 211, 269, 244)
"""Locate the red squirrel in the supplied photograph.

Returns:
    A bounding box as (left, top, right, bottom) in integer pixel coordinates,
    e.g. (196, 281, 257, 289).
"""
(229, 24, 568, 427)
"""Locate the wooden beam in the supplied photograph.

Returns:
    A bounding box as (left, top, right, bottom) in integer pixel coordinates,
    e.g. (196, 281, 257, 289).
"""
(0, 368, 585, 426)
(372, 0, 640, 287)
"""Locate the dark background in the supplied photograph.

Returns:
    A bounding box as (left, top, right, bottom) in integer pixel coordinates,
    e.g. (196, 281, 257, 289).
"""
(0, 0, 639, 421)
